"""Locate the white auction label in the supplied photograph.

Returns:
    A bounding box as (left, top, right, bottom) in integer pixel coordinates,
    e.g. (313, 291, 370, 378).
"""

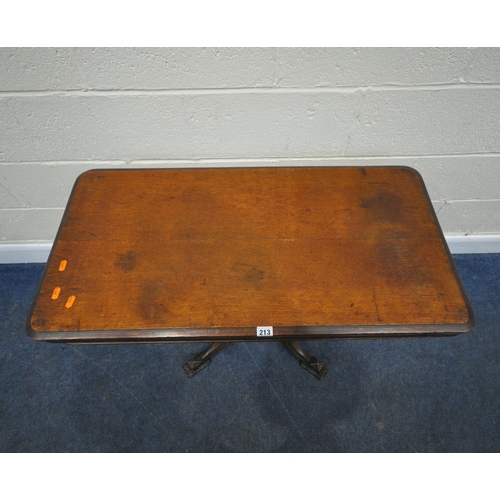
(256, 326, 273, 337)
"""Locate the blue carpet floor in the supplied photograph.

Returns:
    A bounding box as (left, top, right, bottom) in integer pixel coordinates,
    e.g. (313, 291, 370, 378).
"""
(1, 254, 499, 452)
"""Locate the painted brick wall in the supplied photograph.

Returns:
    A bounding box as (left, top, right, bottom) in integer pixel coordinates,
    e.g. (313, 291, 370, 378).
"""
(1, 47, 499, 243)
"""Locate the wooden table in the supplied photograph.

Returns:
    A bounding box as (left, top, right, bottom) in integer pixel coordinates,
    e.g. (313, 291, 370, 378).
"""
(26, 167, 474, 379)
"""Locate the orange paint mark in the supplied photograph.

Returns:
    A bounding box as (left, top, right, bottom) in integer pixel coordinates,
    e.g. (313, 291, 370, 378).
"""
(65, 296, 76, 308)
(51, 287, 61, 300)
(59, 260, 67, 271)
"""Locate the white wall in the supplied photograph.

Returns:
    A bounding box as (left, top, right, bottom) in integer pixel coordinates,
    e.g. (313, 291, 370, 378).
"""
(1, 47, 499, 248)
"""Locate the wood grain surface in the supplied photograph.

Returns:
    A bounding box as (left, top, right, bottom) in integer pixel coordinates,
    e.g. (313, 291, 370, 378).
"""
(27, 167, 474, 342)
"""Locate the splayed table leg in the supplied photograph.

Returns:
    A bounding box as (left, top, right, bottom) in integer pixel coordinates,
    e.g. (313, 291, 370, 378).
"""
(183, 342, 231, 378)
(282, 341, 329, 380)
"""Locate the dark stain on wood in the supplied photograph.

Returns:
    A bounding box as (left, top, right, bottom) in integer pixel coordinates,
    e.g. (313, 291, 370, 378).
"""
(245, 266, 264, 284)
(115, 251, 137, 272)
(138, 280, 170, 323)
(359, 192, 404, 223)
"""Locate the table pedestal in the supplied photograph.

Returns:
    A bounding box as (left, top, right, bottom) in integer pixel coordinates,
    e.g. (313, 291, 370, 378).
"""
(183, 341, 329, 380)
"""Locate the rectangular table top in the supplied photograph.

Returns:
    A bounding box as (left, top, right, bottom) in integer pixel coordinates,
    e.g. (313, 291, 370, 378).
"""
(26, 166, 474, 343)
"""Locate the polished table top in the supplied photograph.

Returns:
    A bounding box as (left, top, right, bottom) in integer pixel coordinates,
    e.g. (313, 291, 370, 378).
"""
(26, 166, 474, 343)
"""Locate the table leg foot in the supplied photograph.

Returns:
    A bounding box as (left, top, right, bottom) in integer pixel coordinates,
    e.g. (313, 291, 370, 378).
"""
(281, 341, 328, 380)
(183, 342, 231, 378)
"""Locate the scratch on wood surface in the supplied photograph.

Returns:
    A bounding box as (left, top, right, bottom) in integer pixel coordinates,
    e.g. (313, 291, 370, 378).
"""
(373, 287, 382, 322)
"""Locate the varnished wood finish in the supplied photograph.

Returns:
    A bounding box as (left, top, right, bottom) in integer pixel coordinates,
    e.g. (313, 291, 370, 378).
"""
(26, 167, 474, 342)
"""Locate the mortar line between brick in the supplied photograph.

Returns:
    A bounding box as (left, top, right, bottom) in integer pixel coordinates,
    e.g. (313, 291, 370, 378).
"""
(0, 207, 65, 211)
(434, 198, 500, 204)
(273, 48, 280, 86)
(1, 83, 500, 97)
(2, 152, 500, 166)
